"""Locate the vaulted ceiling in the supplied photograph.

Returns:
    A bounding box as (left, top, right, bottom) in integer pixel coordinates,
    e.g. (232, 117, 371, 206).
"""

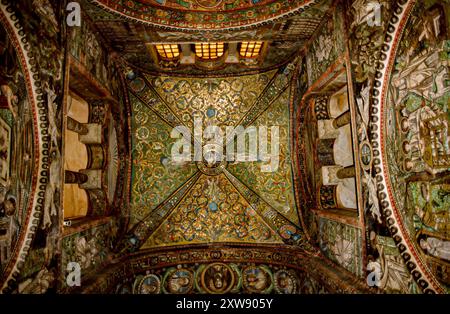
(2, 0, 449, 295)
(74, 0, 335, 253)
(87, 0, 327, 30)
(121, 65, 314, 252)
(81, 0, 332, 75)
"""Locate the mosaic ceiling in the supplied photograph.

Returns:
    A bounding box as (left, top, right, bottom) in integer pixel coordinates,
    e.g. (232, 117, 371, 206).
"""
(125, 61, 311, 252)
(80, 0, 332, 75)
(86, 0, 332, 253)
(88, 0, 322, 30)
(2, 0, 450, 296)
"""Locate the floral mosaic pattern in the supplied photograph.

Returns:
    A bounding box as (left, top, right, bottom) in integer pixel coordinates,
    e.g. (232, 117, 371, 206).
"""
(130, 94, 198, 228)
(228, 88, 300, 225)
(143, 173, 282, 248)
(148, 71, 276, 134)
(90, 0, 317, 30)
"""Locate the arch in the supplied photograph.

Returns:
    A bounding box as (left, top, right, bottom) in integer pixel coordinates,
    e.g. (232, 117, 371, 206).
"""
(88, 0, 319, 31)
(370, 0, 445, 293)
(0, 2, 50, 292)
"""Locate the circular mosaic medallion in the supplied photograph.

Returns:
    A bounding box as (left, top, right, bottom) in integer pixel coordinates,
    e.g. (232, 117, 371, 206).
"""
(279, 224, 297, 240)
(242, 266, 273, 293)
(129, 77, 145, 93)
(200, 263, 236, 294)
(163, 268, 195, 294)
(359, 141, 373, 170)
(138, 274, 161, 294)
(274, 270, 298, 294)
(196, 144, 228, 176)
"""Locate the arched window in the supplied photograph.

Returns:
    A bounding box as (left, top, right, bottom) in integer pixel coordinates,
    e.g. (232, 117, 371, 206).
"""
(155, 44, 180, 60)
(194, 42, 225, 60)
(239, 41, 263, 58)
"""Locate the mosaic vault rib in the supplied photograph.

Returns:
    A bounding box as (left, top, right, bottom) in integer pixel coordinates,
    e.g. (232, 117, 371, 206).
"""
(120, 171, 202, 253)
(223, 169, 314, 252)
(146, 70, 277, 135)
(227, 87, 300, 226)
(127, 75, 185, 129)
(142, 173, 283, 248)
(225, 59, 297, 146)
(239, 60, 297, 127)
(129, 94, 198, 228)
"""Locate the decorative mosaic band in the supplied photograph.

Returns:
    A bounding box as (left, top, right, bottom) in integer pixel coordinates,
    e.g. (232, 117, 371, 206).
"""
(75, 244, 370, 294)
(88, 0, 320, 31)
(369, 0, 444, 294)
(223, 169, 315, 252)
(118, 172, 202, 253)
(0, 1, 49, 292)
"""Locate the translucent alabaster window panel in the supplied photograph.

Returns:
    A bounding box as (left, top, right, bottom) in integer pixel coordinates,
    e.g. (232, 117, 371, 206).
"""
(195, 42, 225, 60)
(240, 41, 263, 58)
(156, 44, 180, 59)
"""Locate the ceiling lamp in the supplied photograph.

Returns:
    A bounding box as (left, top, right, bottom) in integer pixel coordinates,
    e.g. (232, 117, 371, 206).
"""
(195, 42, 225, 60)
(155, 44, 180, 59)
(240, 41, 263, 58)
